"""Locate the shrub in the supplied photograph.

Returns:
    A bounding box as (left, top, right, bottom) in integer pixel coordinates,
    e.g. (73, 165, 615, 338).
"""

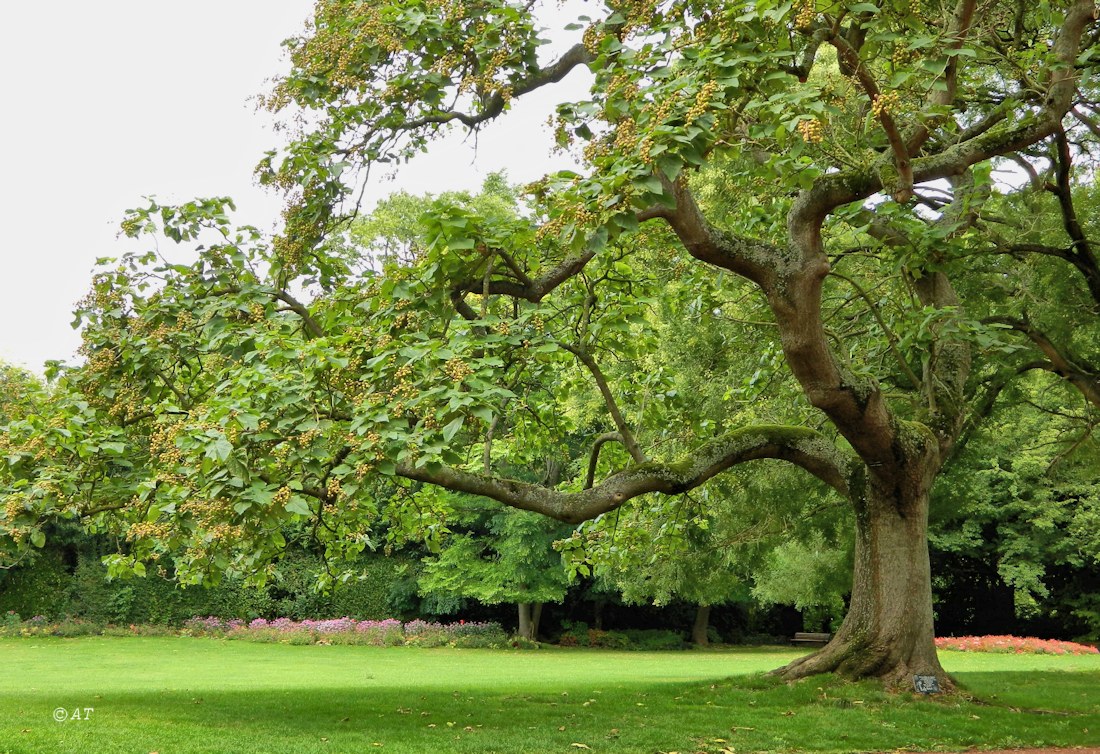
(355, 619, 405, 646)
(557, 622, 632, 649)
(49, 618, 101, 638)
(1, 610, 21, 634)
(619, 629, 687, 651)
(403, 619, 448, 647)
(0, 551, 69, 619)
(181, 616, 245, 636)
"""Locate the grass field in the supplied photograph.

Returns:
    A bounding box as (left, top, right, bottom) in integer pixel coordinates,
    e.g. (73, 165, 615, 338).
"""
(1, 638, 1098, 754)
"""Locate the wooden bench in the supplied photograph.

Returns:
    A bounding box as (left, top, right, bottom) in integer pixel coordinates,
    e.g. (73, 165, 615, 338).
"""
(792, 632, 832, 647)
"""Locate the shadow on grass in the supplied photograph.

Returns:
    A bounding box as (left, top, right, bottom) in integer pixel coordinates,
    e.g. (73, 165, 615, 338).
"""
(3, 671, 1099, 754)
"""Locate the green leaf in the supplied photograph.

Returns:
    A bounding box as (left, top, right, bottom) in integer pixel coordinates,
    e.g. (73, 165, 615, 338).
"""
(442, 416, 465, 442)
(470, 405, 495, 423)
(205, 437, 233, 462)
(284, 498, 312, 516)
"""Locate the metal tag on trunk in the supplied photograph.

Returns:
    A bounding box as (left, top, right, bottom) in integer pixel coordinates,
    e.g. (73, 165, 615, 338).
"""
(913, 675, 941, 694)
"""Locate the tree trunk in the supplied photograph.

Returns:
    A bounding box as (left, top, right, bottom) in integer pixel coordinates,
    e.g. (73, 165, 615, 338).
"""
(692, 604, 711, 647)
(517, 602, 543, 641)
(592, 598, 604, 630)
(776, 477, 951, 691)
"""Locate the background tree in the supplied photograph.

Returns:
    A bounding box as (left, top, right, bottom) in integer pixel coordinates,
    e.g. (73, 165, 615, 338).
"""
(418, 498, 572, 639)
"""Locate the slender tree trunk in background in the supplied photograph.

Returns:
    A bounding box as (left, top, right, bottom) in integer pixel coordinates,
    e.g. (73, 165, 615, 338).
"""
(777, 475, 950, 690)
(517, 603, 544, 640)
(592, 598, 604, 631)
(692, 604, 711, 647)
(517, 603, 534, 640)
(531, 602, 543, 639)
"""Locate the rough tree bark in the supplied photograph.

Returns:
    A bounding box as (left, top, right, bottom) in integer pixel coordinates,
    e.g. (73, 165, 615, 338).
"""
(776, 457, 949, 690)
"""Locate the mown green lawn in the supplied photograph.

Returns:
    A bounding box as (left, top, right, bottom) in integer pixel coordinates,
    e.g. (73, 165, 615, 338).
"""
(1, 637, 1098, 753)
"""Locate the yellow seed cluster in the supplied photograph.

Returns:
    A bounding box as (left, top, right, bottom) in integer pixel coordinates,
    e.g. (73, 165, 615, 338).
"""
(443, 358, 472, 382)
(582, 23, 602, 55)
(641, 93, 678, 132)
(613, 118, 639, 152)
(326, 477, 342, 499)
(797, 118, 825, 143)
(120, 217, 142, 237)
(150, 424, 184, 466)
(4, 497, 25, 522)
(127, 521, 172, 542)
(686, 80, 719, 124)
(794, 0, 815, 29)
(179, 497, 235, 527)
(297, 429, 323, 447)
(204, 523, 243, 543)
(871, 91, 902, 118)
(274, 487, 292, 506)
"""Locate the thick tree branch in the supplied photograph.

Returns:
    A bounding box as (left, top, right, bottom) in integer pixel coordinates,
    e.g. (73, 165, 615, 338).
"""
(905, 0, 978, 155)
(397, 426, 853, 524)
(380, 43, 594, 134)
(828, 33, 914, 202)
(659, 178, 782, 287)
(272, 289, 324, 338)
(455, 248, 597, 302)
(585, 431, 626, 489)
(1050, 126, 1100, 304)
(985, 317, 1100, 408)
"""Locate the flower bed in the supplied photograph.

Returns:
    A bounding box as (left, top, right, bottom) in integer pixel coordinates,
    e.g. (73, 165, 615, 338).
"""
(183, 616, 508, 648)
(0, 612, 511, 647)
(935, 635, 1099, 655)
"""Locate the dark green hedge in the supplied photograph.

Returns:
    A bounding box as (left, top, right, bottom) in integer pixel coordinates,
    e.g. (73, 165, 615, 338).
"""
(0, 547, 414, 625)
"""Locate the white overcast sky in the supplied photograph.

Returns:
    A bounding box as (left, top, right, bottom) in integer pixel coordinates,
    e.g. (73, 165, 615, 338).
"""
(0, 1, 585, 374)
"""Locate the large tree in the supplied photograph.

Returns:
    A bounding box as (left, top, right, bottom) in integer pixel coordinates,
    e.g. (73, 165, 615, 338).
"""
(3, 0, 1100, 690)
